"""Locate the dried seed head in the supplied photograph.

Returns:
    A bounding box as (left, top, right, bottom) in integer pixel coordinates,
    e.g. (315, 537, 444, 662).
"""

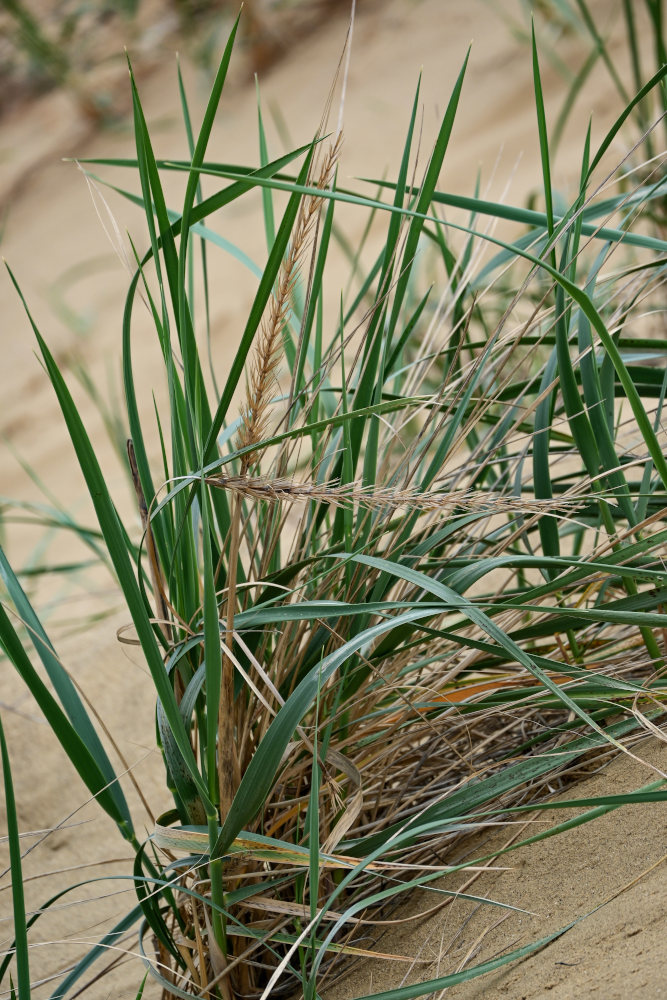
(237, 137, 342, 471)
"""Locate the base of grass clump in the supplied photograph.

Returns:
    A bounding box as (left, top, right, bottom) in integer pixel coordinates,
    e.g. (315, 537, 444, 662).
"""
(2, 6, 667, 999)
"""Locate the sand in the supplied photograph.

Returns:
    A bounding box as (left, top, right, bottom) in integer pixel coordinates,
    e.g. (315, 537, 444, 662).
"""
(1, 1, 665, 996)
(323, 737, 667, 1000)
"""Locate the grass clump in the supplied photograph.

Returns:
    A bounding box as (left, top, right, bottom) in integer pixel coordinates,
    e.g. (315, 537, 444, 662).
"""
(2, 8, 667, 999)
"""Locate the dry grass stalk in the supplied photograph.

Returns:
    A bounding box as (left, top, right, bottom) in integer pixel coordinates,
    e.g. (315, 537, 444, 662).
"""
(217, 135, 342, 832)
(209, 472, 589, 516)
(217, 488, 242, 818)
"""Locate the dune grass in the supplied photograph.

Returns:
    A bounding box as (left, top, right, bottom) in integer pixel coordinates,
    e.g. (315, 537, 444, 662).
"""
(2, 6, 667, 998)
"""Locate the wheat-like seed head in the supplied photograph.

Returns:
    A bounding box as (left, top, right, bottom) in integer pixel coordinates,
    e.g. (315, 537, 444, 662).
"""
(237, 136, 342, 471)
(208, 471, 590, 517)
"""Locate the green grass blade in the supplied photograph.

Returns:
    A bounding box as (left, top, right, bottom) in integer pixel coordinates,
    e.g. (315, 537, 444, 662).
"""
(0, 714, 30, 1000)
(178, 13, 240, 422)
(0, 544, 132, 832)
(585, 60, 667, 179)
(346, 922, 577, 999)
(357, 177, 667, 256)
(532, 21, 555, 241)
(7, 264, 210, 811)
(345, 553, 621, 744)
(388, 54, 469, 336)
(204, 142, 316, 454)
(256, 79, 276, 251)
(0, 601, 130, 832)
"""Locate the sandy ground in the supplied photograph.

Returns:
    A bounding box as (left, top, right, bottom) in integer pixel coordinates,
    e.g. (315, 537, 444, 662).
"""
(324, 736, 667, 1000)
(1, 1, 665, 997)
